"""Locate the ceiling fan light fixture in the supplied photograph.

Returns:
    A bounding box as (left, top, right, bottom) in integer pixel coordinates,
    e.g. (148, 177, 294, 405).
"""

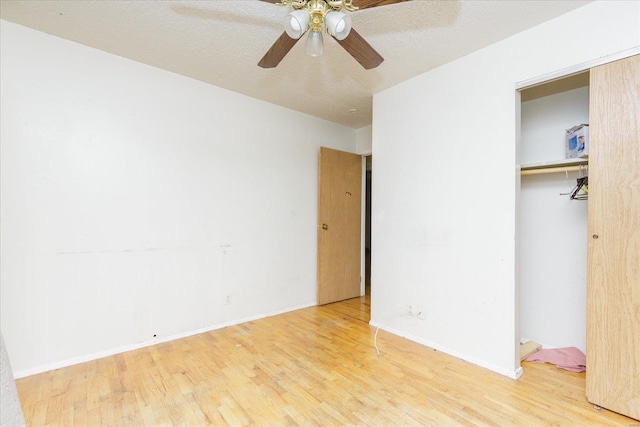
(305, 29, 324, 57)
(260, 0, 385, 70)
(324, 11, 352, 41)
(284, 9, 310, 39)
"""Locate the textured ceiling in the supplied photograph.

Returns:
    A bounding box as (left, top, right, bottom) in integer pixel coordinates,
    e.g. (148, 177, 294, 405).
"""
(0, 0, 591, 128)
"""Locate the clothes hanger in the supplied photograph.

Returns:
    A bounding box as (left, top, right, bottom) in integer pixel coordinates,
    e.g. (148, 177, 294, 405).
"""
(570, 164, 588, 200)
(560, 164, 588, 200)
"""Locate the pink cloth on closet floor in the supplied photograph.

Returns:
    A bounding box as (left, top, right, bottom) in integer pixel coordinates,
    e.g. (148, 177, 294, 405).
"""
(524, 347, 586, 372)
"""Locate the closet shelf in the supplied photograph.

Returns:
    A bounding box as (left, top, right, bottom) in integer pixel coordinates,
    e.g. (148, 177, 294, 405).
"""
(521, 158, 588, 175)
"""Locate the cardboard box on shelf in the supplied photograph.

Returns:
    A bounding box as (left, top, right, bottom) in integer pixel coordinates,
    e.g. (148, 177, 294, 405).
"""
(565, 124, 589, 159)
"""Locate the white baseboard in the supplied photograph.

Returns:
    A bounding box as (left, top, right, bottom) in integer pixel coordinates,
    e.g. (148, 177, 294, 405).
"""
(369, 320, 523, 380)
(14, 301, 316, 379)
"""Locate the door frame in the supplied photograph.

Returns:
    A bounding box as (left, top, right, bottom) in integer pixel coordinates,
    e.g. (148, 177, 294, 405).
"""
(360, 152, 371, 297)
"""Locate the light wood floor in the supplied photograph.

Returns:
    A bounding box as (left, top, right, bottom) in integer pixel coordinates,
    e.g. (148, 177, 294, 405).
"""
(16, 295, 634, 426)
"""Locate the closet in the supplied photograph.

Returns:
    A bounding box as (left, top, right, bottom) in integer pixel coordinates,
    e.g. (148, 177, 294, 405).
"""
(519, 54, 639, 421)
(519, 72, 590, 355)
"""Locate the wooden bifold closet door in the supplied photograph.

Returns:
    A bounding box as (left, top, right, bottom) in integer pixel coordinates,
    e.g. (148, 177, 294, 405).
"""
(586, 54, 640, 421)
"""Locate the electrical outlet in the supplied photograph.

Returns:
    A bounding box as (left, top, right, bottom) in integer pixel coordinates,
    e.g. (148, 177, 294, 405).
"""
(225, 294, 232, 305)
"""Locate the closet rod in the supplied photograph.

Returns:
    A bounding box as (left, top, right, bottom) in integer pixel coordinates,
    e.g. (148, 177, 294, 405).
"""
(521, 165, 583, 176)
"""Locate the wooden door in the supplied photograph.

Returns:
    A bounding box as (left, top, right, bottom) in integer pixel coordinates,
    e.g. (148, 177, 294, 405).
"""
(317, 147, 362, 305)
(587, 54, 640, 420)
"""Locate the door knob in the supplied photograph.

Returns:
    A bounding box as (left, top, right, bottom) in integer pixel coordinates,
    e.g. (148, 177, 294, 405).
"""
(322, 224, 329, 230)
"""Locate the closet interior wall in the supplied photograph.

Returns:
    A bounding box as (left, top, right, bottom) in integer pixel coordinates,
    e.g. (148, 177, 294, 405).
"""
(519, 72, 590, 352)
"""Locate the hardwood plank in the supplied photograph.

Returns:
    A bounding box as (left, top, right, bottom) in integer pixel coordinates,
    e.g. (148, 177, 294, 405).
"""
(16, 294, 636, 426)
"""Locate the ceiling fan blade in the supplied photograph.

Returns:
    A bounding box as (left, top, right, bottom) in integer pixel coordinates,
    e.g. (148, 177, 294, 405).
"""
(353, 0, 412, 10)
(258, 0, 281, 3)
(336, 28, 384, 70)
(258, 32, 300, 68)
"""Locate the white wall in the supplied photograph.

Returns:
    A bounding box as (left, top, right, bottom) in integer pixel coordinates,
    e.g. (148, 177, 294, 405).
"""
(0, 21, 356, 375)
(520, 86, 590, 164)
(371, 0, 639, 378)
(356, 125, 373, 155)
(520, 86, 589, 352)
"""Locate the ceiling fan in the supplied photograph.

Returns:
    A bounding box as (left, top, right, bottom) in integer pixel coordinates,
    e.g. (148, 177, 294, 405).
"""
(258, 0, 412, 69)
